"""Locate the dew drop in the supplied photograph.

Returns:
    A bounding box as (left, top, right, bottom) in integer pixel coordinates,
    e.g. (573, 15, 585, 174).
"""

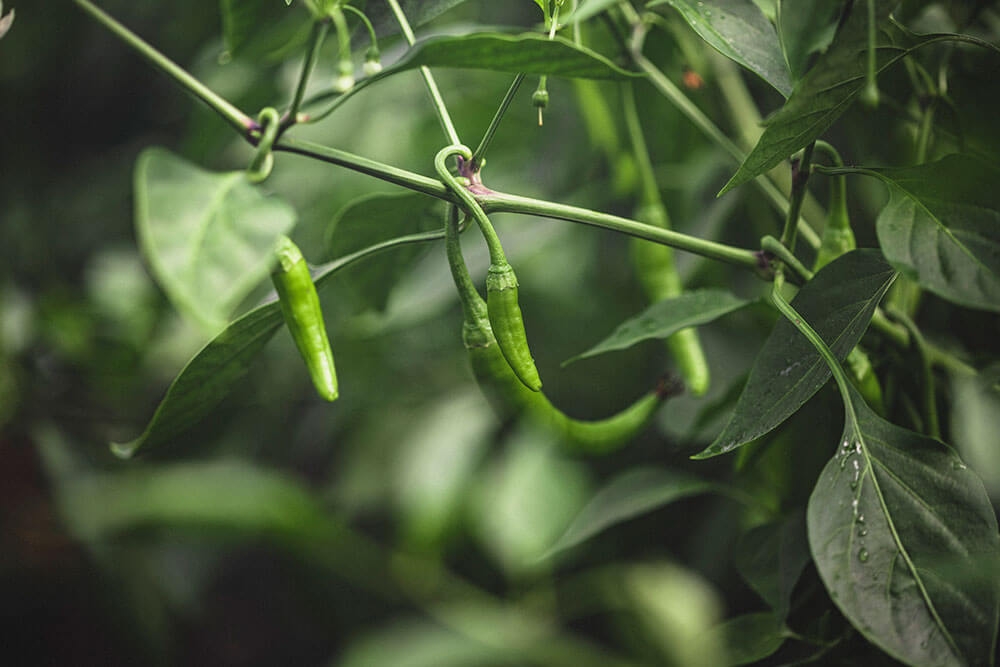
(859, 527, 869, 537)
(858, 548, 869, 563)
(952, 460, 967, 471)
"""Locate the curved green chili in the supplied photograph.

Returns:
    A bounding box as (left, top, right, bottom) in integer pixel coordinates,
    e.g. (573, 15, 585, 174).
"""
(445, 206, 668, 453)
(435, 144, 542, 392)
(271, 235, 338, 402)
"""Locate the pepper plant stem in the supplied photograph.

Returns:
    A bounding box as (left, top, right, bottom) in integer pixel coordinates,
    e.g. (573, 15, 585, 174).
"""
(287, 20, 329, 127)
(471, 74, 526, 168)
(71, 0, 254, 134)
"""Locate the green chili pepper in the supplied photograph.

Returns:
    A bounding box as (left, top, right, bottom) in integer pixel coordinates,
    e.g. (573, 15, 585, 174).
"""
(812, 172, 856, 272)
(435, 144, 542, 392)
(446, 206, 667, 452)
(271, 235, 338, 402)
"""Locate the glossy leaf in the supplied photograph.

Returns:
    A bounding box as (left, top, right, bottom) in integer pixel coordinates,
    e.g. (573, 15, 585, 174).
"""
(542, 468, 718, 559)
(808, 383, 1000, 667)
(719, 3, 901, 194)
(649, 0, 792, 96)
(563, 288, 751, 365)
(733, 511, 811, 618)
(776, 0, 844, 80)
(325, 191, 442, 312)
(870, 155, 1000, 313)
(693, 250, 896, 459)
(134, 148, 297, 332)
(389, 32, 639, 80)
(702, 612, 789, 666)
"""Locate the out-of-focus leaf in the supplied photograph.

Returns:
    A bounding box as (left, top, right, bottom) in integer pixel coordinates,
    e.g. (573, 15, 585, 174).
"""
(364, 0, 474, 39)
(649, 0, 792, 96)
(866, 155, 1000, 313)
(336, 617, 519, 667)
(564, 288, 752, 365)
(733, 510, 810, 618)
(543, 468, 718, 559)
(325, 191, 442, 312)
(950, 365, 1000, 497)
(564, 0, 620, 24)
(219, 0, 307, 59)
(134, 148, 296, 332)
(808, 384, 1000, 667)
(701, 612, 789, 666)
(694, 250, 896, 459)
(776, 0, 845, 80)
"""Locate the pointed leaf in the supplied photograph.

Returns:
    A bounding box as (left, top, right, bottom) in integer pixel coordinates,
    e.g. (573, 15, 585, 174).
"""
(719, 3, 902, 194)
(564, 288, 752, 365)
(776, 0, 845, 80)
(542, 468, 718, 559)
(135, 148, 297, 332)
(388, 32, 639, 80)
(808, 384, 1000, 667)
(694, 250, 896, 459)
(702, 612, 790, 667)
(870, 155, 1000, 312)
(325, 192, 442, 312)
(649, 0, 792, 96)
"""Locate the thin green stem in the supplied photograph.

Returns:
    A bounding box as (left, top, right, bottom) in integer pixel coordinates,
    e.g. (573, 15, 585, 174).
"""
(286, 20, 329, 127)
(386, 0, 460, 145)
(342, 4, 378, 46)
(480, 191, 761, 270)
(435, 145, 507, 263)
(444, 205, 486, 321)
(914, 98, 937, 164)
(472, 74, 526, 169)
(72, 0, 254, 133)
(621, 83, 659, 208)
(314, 229, 446, 290)
(863, 0, 880, 106)
(761, 235, 812, 284)
(302, 74, 377, 124)
(885, 308, 940, 438)
(780, 142, 815, 251)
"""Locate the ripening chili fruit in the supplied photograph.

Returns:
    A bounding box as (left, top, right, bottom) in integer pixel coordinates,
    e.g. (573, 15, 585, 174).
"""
(271, 235, 338, 402)
(486, 262, 542, 392)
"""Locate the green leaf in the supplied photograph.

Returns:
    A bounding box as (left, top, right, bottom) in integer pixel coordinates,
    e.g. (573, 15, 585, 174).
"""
(364, 0, 474, 39)
(776, 0, 844, 80)
(702, 612, 790, 667)
(808, 383, 1000, 667)
(733, 511, 811, 618)
(693, 250, 896, 459)
(648, 0, 792, 97)
(325, 191, 442, 312)
(388, 32, 639, 80)
(950, 365, 1000, 496)
(542, 468, 718, 560)
(719, 3, 902, 194)
(563, 288, 751, 365)
(60, 459, 334, 544)
(564, 0, 621, 24)
(134, 148, 297, 332)
(869, 155, 1000, 313)
(219, 0, 303, 57)
(111, 302, 284, 459)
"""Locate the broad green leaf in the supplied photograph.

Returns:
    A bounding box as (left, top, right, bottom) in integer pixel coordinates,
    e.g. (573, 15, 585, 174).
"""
(114, 228, 444, 458)
(693, 250, 896, 459)
(219, 0, 307, 59)
(59, 460, 334, 544)
(563, 288, 752, 365)
(648, 0, 792, 97)
(733, 511, 810, 618)
(111, 302, 285, 459)
(776, 0, 844, 80)
(868, 155, 1000, 313)
(808, 384, 1000, 667)
(542, 468, 718, 559)
(719, 3, 900, 194)
(388, 32, 639, 80)
(325, 191, 442, 312)
(701, 612, 790, 666)
(134, 148, 297, 332)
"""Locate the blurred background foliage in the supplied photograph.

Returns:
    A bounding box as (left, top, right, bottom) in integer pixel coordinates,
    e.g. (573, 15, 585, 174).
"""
(1, 1, 998, 665)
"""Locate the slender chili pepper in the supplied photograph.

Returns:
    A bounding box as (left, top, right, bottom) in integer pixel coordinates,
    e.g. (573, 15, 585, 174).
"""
(435, 144, 542, 392)
(446, 206, 669, 453)
(271, 235, 338, 402)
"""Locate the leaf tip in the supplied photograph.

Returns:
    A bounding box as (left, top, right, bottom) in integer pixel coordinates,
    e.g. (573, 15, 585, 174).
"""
(110, 439, 140, 460)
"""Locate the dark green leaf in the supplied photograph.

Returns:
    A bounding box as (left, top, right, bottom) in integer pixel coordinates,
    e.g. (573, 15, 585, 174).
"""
(111, 302, 284, 459)
(542, 468, 718, 559)
(564, 288, 752, 365)
(220, 0, 305, 58)
(870, 155, 1000, 313)
(733, 510, 811, 618)
(389, 32, 639, 80)
(325, 191, 442, 312)
(134, 148, 297, 332)
(702, 612, 790, 666)
(719, 3, 903, 194)
(808, 384, 1000, 667)
(693, 250, 896, 459)
(776, 0, 845, 80)
(648, 0, 792, 96)
(363, 0, 474, 39)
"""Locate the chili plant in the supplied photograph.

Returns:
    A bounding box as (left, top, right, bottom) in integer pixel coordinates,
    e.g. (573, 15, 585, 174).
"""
(7, 0, 1000, 664)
